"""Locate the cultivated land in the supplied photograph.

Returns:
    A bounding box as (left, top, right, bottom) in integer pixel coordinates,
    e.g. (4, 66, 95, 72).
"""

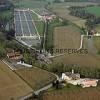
(53, 53, 100, 67)
(85, 6, 100, 17)
(53, 26, 100, 67)
(54, 25, 81, 50)
(42, 86, 100, 100)
(0, 61, 33, 100)
(15, 67, 56, 90)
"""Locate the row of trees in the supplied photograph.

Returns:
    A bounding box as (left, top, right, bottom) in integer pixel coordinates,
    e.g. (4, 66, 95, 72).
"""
(44, 63, 100, 79)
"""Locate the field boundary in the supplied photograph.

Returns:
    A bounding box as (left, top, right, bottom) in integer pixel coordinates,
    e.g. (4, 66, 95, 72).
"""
(78, 33, 100, 50)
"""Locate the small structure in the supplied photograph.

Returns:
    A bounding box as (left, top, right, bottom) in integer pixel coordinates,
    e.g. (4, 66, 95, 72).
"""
(41, 9, 56, 21)
(17, 61, 32, 68)
(80, 79, 98, 88)
(7, 49, 23, 61)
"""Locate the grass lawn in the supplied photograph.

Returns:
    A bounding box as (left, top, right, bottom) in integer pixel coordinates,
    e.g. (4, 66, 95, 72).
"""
(42, 85, 100, 100)
(85, 6, 100, 17)
(15, 67, 56, 91)
(0, 61, 33, 100)
(31, 11, 45, 36)
(31, 11, 40, 20)
(34, 21, 45, 36)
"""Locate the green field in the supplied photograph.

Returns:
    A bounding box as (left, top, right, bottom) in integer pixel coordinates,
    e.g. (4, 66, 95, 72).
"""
(85, 6, 100, 17)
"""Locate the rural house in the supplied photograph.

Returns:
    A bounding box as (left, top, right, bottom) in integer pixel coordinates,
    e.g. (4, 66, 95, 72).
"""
(62, 70, 98, 88)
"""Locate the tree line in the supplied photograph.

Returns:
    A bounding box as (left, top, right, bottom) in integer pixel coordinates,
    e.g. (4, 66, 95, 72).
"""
(69, 6, 100, 30)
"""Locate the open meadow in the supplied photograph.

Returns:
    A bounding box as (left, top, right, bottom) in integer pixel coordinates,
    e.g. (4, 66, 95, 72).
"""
(0, 61, 33, 100)
(15, 67, 56, 90)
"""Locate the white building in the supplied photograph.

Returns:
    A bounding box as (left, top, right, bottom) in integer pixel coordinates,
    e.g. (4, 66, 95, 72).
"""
(61, 70, 98, 88)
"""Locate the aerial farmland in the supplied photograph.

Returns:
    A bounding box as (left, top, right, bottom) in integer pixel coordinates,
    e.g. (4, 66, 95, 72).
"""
(0, 0, 100, 100)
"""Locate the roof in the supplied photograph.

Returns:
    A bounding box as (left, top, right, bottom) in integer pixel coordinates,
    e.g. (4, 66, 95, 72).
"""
(65, 72, 80, 78)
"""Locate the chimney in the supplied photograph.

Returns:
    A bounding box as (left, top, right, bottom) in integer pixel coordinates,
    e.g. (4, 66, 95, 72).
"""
(72, 69, 74, 74)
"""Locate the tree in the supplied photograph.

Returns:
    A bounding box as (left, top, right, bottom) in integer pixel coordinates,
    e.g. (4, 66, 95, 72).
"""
(6, 29, 15, 40)
(0, 47, 6, 59)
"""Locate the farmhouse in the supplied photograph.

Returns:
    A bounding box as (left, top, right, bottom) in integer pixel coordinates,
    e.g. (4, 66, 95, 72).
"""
(41, 9, 56, 21)
(62, 70, 98, 88)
